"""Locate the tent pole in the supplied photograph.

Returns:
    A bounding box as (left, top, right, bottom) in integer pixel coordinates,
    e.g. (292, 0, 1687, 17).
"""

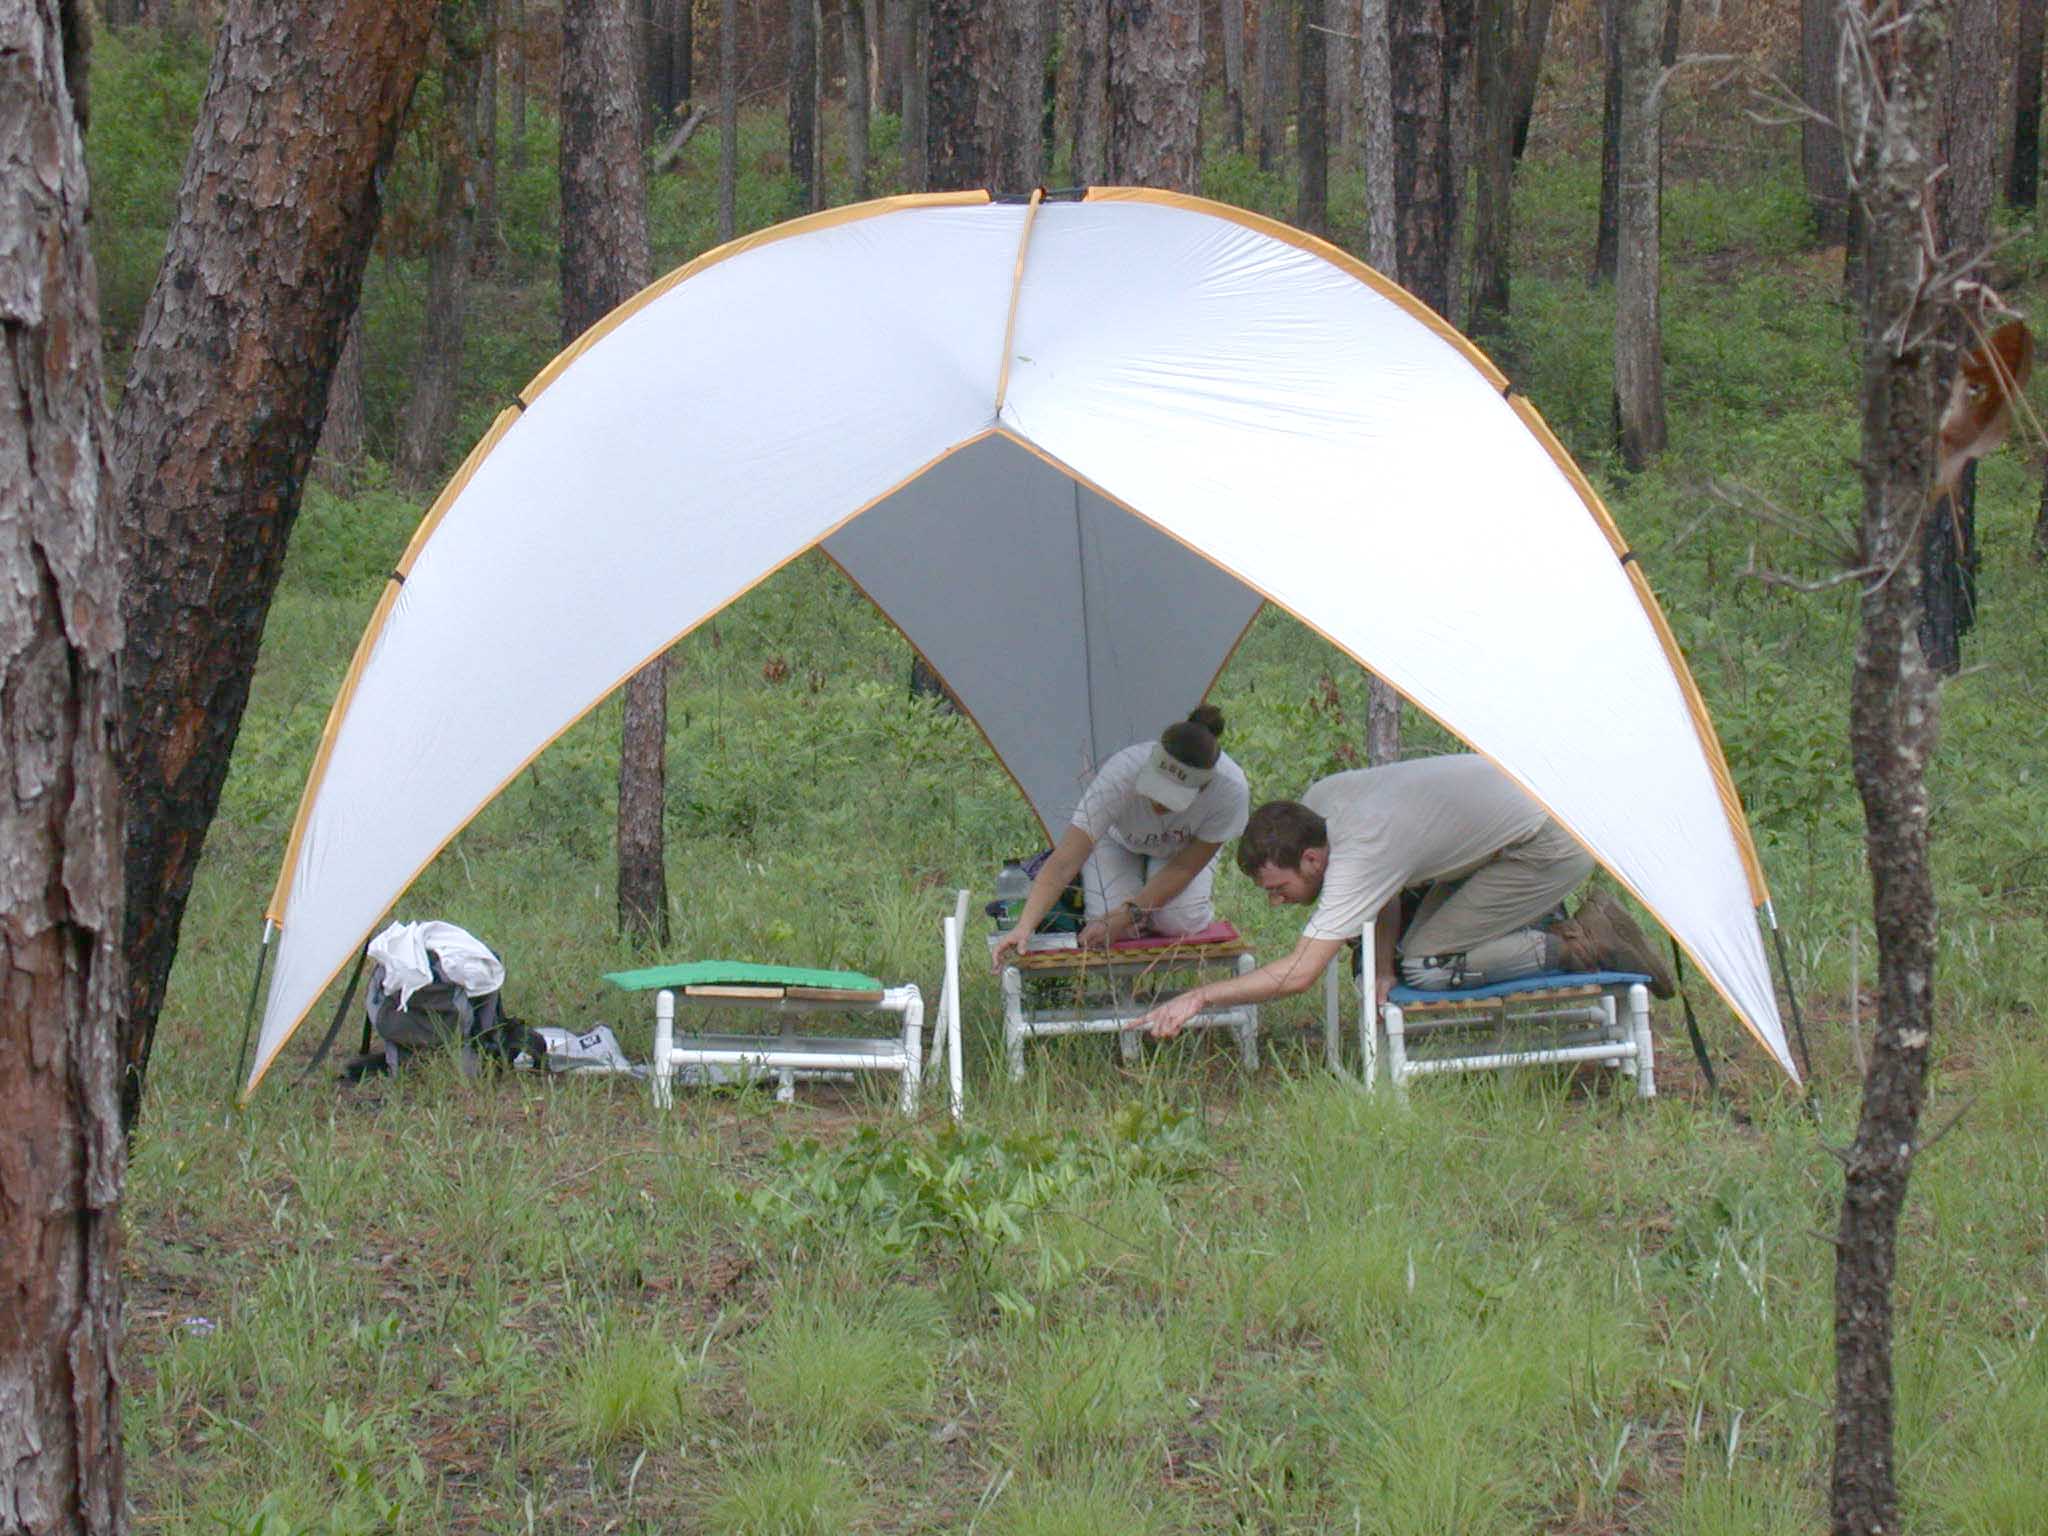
(229, 922, 275, 1108)
(1762, 901, 1820, 1118)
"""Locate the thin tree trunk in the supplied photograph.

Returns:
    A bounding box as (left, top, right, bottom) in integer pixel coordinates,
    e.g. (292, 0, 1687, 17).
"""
(1361, 0, 1396, 269)
(511, 0, 527, 169)
(1222, 0, 1246, 154)
(1593, 0, 1621, 281)
(789, 0, 819, 211)
(1073, 0, 1109, 182)
(1297, 0, 1328, 233)
(1831, 6, 1950, 1530)
(1392, 0, 1451, 315)
(904, 0, 929, 187)
(1442, 0, 1474, 318)
(881, 0, 903, 109)
(845, 0, 871, 198)
(562, 0, 666, 942)
(1659, 0, 1679, 66)
(719, 0, 738, 237)
(1509, 0, 1554, 159)
(2012, 0, 2045, 209)
(114, 0, 437, 1132)
(1367, 680, 1402, 763)
(1107, 0, 1200, 191)
(926, 0, 982, 189)
(315, 309, 367, 490)
(1256, 0, 1289, 172)
(675, 0, 692, 104)
(1468, 0, 1513, 339)
(2, 6, 127, 1530)
(477, 0, 501, 267)
(1327, 0, 1356, 170)
(1612, 0, 1666, 468)
(1801, 0, 1847, 243)
(398, 20, 483, 488)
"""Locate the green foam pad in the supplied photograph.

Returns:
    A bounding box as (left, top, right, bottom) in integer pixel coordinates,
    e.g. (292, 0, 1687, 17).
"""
(603, 960, 885, 993)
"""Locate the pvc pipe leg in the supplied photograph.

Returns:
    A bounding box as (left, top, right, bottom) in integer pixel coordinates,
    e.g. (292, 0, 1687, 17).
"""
(1628, 982, 1656, 1099)
(1002, 967, 1027, 1083)
(1234, 952, 1259, 1068)
(899, 988, 923, 1117)
(653, 990, 675, 1109)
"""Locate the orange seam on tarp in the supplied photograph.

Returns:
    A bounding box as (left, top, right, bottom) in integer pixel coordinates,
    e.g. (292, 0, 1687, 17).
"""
(524, 190, 992, 405)
(265, 190, 995, 931)
(992, 425, 1794, 1079)
(992, 188, 1044, 418)
(243, 427, 1008, 1097)
(1085, 185, 1769, 909)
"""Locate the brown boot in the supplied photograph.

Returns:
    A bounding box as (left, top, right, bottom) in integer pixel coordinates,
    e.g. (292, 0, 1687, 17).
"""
(1553, 891, 1675, 998)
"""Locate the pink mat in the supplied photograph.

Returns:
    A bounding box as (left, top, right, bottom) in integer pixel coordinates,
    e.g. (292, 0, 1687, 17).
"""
(1110, 920, 1241, 950)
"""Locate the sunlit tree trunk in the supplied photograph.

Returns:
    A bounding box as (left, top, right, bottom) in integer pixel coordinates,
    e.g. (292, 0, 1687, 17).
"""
(1, 5, 127, 1529)
(114, 0, 436, 1132)
(1831, 4, 1951, 1529)
(1611, 0, 1666, 468)
(1108, 0, 1199, 190)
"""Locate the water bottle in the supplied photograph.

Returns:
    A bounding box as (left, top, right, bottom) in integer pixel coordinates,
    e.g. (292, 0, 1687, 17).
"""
(993, 859, 1031, 930)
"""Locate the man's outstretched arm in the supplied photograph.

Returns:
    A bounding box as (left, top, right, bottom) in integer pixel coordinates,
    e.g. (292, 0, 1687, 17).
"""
(1135, 933, 1346, 1037)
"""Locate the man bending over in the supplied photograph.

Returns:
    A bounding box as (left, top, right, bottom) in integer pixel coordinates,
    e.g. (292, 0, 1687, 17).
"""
(1136, 755, 1672, 1039)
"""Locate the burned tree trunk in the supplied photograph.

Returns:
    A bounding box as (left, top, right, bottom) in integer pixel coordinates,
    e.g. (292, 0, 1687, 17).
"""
(2, 5, 127, 1532)
(1831, 3, 1954, 1531)
(113, 0, 436, 1132)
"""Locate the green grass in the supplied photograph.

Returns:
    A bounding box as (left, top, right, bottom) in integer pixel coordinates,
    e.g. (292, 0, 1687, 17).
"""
(92, 32, 2048, 1536)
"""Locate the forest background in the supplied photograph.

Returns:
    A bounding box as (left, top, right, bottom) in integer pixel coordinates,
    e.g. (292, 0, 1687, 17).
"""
(42, 0, 2048, 1530)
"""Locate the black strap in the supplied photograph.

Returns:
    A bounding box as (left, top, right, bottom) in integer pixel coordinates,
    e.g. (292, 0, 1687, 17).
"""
(1670, 939, 1719, 1100)
(1767, 918, 1822, 1123)
(228, 934, 274, 1107)
(298, 947, 370, 1080)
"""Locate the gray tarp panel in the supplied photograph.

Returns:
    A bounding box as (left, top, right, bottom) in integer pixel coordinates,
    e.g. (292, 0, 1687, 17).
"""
(824, 434, 1265, 833)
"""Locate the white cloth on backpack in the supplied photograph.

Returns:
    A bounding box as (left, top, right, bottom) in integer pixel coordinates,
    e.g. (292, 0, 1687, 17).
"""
(365, 921, 505, 1007)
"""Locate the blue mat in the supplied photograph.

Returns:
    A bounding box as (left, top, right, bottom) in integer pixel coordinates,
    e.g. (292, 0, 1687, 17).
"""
(1388, 970, 1652, 1005)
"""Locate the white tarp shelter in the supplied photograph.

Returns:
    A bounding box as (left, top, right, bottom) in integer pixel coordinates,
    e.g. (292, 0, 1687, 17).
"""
(247, 188, 1797, 1094)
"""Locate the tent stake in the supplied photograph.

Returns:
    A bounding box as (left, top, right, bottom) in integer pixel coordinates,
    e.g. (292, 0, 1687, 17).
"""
(228, 923, 275, 1109)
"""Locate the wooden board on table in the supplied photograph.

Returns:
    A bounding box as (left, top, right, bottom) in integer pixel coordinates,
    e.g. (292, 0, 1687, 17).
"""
(786, 985, 888, 1003)
(683, 983, 787, 999)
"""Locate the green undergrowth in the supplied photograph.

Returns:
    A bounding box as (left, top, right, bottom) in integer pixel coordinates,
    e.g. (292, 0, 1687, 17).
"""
(97, 38, 2048, 1536)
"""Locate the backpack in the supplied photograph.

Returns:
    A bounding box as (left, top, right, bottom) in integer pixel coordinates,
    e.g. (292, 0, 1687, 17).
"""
(327, 926, 547, 1082)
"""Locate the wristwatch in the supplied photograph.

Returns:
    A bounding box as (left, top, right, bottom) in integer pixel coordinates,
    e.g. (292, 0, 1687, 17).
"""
(1121, 900, 1144, 930)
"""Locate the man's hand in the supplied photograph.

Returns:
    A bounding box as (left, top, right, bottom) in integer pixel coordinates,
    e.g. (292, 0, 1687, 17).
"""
(1133, 990, 1206, 1039)
(1078, 904, 1135, 951)
(990, 928, 1029, 974)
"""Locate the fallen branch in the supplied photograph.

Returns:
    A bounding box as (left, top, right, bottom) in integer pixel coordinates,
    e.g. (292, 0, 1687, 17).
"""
(651, 104, 710, 175)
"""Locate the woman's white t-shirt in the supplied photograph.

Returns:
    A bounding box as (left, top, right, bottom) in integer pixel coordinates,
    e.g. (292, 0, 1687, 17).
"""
(1070, 742, 1251, 858)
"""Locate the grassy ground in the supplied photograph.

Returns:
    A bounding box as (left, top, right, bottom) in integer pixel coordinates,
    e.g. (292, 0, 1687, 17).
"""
(95, 29, 2048, 1536)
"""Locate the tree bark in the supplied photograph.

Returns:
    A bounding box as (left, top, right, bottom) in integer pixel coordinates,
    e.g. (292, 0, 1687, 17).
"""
(719, 0, 738, 237)
(398, 12, 484, 489)
(113, 0, 436, 1132)
(844, 0, 872, 198)
(1361, 0, 1396, 269)
(1467, 0, 1513, 340)
(1256, 0, 1289, 172)
(984, 0, 1046, 192)
(1442, 0, 1473, 322)
(903, 0, 929, 187)
(1222, 0, 1247, 154)
(510, 0, 528, 169)
(926, 0, 982, 190)
(1832, 6, 1950, 1531)
(1593, 0, 1621, 281)
(477, 0, 501, 269)
(2, 7, 127, 1530)
(788, 0, 820, 211)
(1509, 0, 1554, 159)
(1367, 679, 1402, 763)
(1327, 0, 1357, 171)
(314, 309, 366, 491)
(1800, 0, 1848, 243)
(1107, 0, 1200, 191)
(1919, 0, 1996, 676)
(1072, 0, 1109, 182)
(1611, 0, 1666, 469)
(1392, 0, 1452, 315)
(562, 0, 666, 942)
(1297, 0, 1328, 233)
(2012, 0, 2046, 210)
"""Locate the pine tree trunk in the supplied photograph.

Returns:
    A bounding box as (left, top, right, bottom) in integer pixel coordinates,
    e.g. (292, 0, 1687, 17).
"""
(1297, 0, 1327, 233)
(1108, 0, 1200, 191)
(926, 0, 983, 190)
(114, 0, 437, 1132)
(511, 0, 528, 169)
(1222, 0, 1246, 153)
(844, 0, 871, 198)
(984, 0, 1046, 192)
(647, 0, 675, 121)
(881, 0, 904, 110)
(1327, 0, 1357, 171)
(675, 0, 692, 103)
(720, 0, 739, 237)
(1611, 0, 1665, 469)
(1509, 0, 1554, 159)
(477, 0, 501, 268)
(1361, 0, 1397, 269)
(1832, 7, 1950, 1530)
(315, 309, 366, 490)
(789, 0, 819, 211)
(1801, 0, 1848, 243)
(1072, 0, 1109, 182)
(903, 0, 929, 187)
(1367, 678, 1403, 763)
(2012, 0, 2045, 209)
(1468, 0, 1513, 340)
(398, 21, 483, 488)
(1592, 0, 1621, 281)
(1256, 0, 1289, 172)
(1442, 0, 1474, 319)
(1392, 0, 1451, 315)
(562, 0, 665, 941)
(2, 7, 127, 1529)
